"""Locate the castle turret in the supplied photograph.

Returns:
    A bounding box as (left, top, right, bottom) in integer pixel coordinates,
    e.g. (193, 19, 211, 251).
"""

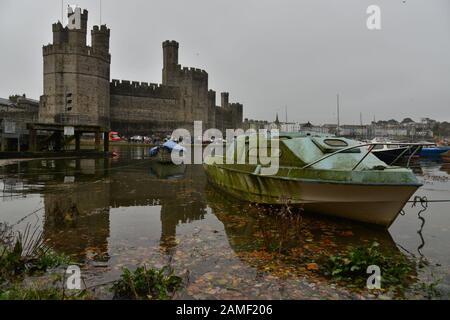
(162, 40, 179, 85)
(52, 22, 67, 45)
(231, 103, 243, 128)
(92, 25, 110, 56)
(208, 90, 216, 128)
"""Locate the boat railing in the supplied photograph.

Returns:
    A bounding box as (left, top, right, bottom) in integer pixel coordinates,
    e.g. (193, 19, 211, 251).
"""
(301, 142, 435, 171)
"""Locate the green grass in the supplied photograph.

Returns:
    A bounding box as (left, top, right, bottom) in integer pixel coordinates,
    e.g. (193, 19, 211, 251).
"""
(319, 242, 415, 290)
(0, 285, 89, 300)
(0, 223, 70, 284)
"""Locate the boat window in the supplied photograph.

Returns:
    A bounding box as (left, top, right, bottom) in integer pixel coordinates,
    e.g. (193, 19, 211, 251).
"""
(323, 139, 348, 147)
(311, 137, 360, 153)
(372, 144, 384, 150)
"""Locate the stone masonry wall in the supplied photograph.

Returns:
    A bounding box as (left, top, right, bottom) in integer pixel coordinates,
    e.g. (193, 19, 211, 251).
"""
(39, 9, 243, 137)
(110, 80, 187, 135)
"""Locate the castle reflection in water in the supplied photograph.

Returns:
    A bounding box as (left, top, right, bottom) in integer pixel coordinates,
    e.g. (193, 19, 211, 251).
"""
(0, 154, 207, 261)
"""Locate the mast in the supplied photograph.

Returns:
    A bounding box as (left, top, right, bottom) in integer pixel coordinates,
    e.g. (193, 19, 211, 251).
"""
(360, 112, 364, 139)
(285, 105, 288, 123)
(336, 94, 340, 136)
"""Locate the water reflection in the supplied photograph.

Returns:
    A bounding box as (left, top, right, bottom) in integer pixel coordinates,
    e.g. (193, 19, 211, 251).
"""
(149, 162, 186, 179)
(0, 158, 207, 261)
(440, 163, 450, 175)
(206, 183, 405, 264)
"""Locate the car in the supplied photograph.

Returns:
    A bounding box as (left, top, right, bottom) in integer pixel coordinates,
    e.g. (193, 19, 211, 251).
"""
(109, 131, 121, 141)
(130, 135, 143, 142)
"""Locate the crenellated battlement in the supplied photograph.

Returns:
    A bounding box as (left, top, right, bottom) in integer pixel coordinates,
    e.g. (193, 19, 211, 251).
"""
(92, 25, 110, 34)
(91, 25, 110, 55)
(176, 66, 208, 81)
(49, 13, 110, 57)
(110, 79, 179, 99)
(163, 40, 179, 48)
(217, 102, 243, 110)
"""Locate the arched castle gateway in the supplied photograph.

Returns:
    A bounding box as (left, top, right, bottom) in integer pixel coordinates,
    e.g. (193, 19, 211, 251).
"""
(39, 7, 243, 137)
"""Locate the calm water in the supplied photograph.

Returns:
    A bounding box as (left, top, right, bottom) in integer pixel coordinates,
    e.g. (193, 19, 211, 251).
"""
(1, 146, 449, 299)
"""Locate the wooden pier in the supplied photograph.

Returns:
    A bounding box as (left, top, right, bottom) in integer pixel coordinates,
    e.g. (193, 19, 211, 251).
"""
(26, 123, 109, 154)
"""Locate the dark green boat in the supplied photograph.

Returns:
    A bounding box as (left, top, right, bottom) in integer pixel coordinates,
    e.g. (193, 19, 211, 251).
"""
(203, 133, 422, 228)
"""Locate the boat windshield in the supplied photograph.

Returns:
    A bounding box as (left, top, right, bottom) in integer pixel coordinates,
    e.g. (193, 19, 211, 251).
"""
(323, 139, 348, 147)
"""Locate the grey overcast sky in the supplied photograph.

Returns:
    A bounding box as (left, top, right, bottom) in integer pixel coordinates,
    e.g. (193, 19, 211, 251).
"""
(0, 0, 449, 124)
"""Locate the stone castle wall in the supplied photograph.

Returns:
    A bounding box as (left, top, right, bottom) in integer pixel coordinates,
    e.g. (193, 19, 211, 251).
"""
(39, 9, 243, 136)
(110, 80, 185, 135)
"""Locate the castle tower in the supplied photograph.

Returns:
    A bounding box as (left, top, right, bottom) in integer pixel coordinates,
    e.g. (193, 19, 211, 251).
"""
(207, 90, 216, 129)
(91, 25, 110, 56)
(221, 92, 229, 108)
(161, 40, 209, 128)
(162, 40, 179, 85)
(39, 7, 111, 129)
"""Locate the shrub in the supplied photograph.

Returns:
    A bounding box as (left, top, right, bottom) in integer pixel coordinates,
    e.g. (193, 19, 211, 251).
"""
(319, 242, 414, 289)
(112, 265, 183, 300)
(0, 223, 69, 283)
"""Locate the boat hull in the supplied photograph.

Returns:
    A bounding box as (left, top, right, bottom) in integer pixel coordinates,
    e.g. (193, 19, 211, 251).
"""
(372, 147, 409, 164)
(420, 147, 450, 157)
(203, 164, 419, 228)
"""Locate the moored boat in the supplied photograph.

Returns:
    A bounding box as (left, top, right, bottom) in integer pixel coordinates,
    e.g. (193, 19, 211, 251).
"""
(442, 150, 450, 162)
(149, 139, 185, 164)
(420, 145, 450, 158)
(203, 133, 423, 228)
(370, 138, 420, 164)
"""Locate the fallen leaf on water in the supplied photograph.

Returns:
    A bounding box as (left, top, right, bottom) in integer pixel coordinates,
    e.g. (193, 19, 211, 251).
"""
(306, 263, 319, 271)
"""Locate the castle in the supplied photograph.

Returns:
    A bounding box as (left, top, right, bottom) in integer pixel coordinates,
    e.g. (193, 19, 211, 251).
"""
(39, 8, 243, 137)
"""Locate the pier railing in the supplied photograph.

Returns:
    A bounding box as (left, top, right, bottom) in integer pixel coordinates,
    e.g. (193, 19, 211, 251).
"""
(301, 142, 436, 171)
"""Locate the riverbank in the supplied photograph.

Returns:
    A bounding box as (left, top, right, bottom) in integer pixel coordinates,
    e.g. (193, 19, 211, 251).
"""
(0, 159, 29, 167)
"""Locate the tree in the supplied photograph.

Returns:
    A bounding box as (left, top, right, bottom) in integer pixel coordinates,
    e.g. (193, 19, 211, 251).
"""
(401, 117, 414, 124)
(387, 119, 399, 125)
